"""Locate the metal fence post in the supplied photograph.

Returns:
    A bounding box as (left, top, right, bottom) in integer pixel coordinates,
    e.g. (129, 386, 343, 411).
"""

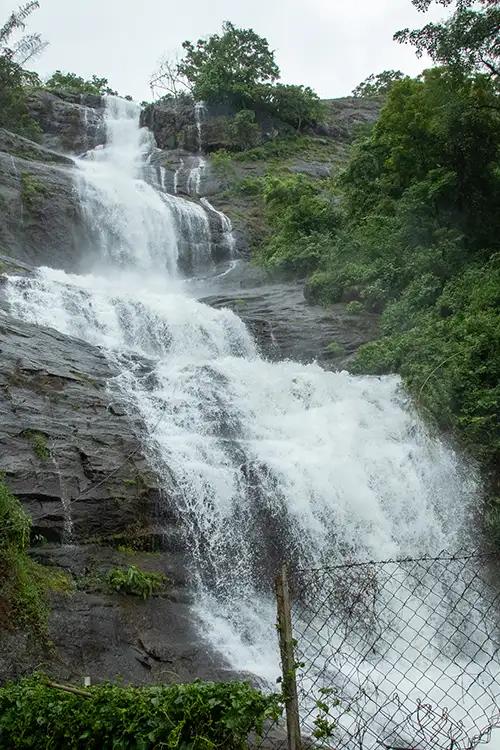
(276, 564, 302, 750)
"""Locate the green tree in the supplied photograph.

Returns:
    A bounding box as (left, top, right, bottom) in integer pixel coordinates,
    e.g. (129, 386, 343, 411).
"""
(260, 173, 337, 273)
(45, 70, 118, 96)
(352, 70, 405, 97)
(178, 21, 280, 105)
(268, 83, 325, 130)
(395, 0, 500, 77)
(0, 1, 46, 64)
(0, 2, 44, 138)
(229, 108, 260, 149)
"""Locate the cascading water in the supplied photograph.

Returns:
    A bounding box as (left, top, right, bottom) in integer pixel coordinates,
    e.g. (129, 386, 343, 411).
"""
(5, 96, 499, 747)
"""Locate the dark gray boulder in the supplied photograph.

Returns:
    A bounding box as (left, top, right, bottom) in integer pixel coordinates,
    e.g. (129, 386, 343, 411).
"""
(141, 98, 199, 152)
(26, 90, 105, 154)
(0, 131, 90, 269)
(0, 308, 160, 542)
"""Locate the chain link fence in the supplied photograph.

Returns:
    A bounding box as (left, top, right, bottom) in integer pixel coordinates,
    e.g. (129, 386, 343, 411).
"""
(266, 552, 500, 750)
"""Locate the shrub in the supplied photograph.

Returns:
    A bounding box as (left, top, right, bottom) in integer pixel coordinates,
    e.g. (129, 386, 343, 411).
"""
(45, 70, 117, 96)
(229, 108, 260, 150)
(107, 565, 167, 599)
(22, 429, 50, 459)
(0, 479, 68, 633)
(268, 83, 326, 130)
(0, 57, 41, 140)
(210, 148, 234, 177)
(326, 341, 344, 356)
(0, 675, 282, 750)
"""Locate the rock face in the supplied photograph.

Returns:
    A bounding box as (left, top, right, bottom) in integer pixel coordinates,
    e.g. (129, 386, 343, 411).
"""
(0, 306, 159, 543)
(141, 97, 200, 152)
(26, 90, 105, 154)
(143, 96, 382, 154)
(202, 279, 379, 368)
(142, 98, 293, 153)
(0, 305, 226, 685)
(0, 129, 89, 270)
(315, 97, 383, 140)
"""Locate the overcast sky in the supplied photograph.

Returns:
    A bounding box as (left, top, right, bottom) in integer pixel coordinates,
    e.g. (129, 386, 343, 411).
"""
(4, 0, 447, 101)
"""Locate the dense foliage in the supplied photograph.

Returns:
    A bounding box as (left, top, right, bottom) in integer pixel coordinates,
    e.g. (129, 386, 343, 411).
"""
(44, 70, 118, 96)
(158, 22, 324, 133)
(258, 173, 337, 274)
(0, 56, 40, 138)
(107, 565, 167, 599)
(0, 3, 43, 138)
(395, 0, 499, 77)
(0, 478, 62, 633)
(253, 62, 500, 530)
(179, 21, 279, 106)
(0, 675, 282, 749)
(268, 83, 325, 130)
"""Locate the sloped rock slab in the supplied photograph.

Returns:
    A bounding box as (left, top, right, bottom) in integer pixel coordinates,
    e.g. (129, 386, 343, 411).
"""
(0, 310, 159, 542)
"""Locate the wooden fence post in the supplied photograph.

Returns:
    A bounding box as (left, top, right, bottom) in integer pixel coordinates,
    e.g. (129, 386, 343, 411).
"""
(276, 564, 302, 750)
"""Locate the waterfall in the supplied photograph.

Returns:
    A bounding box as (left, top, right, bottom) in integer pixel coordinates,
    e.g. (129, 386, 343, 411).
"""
(5, 95, 498, 747)
(201, 197, 237, 255)
(194, 101, 206, 152)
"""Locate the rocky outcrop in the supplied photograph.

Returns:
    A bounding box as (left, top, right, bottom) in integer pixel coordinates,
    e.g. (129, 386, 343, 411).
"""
(315, 97, 382, 140)
(202, 278, 379, 368)
(26, 90, 105, 154)
(0, 131, 88, 269)
(0, 306, 160, 543)
(141, 97, 200, 152)
(0, 305, 227, 685)
(142, 96, 382, 154)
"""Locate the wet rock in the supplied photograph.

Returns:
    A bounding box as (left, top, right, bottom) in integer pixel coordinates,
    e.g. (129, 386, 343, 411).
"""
(0, 311, 232, 685)
(0, 543, 227, 686)
(0, 136, 89, 269)
(141, 98, 199, 152)
(315, 96, 382, 141)
(0, 310, 160, 543)
(202, 278, 378, 367)
(26, 90, 105, 154)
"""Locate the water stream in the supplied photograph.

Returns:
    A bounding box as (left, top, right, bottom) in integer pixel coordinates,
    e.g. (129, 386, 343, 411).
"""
(5, 96, 499, 747)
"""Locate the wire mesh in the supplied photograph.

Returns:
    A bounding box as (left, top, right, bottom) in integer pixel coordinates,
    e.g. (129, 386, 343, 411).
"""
(267, 553, 500, 750)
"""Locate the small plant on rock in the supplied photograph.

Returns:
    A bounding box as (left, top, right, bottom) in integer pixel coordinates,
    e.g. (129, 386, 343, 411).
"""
(107, 565, 167, 599)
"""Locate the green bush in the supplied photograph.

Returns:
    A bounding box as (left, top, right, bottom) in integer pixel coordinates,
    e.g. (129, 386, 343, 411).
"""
(229, 109, 260, 150)
(0, 675, 282, 750)
(0, 479, 62, 633)
(258, 173, 337, 273)
(210, 148, 234, 177)
(22, 430, 50, 459)
(107, 565, 167, 599)
(45, 70, 117, 96)
(0, 57, 41, 140)
(346, 301, 364, 314)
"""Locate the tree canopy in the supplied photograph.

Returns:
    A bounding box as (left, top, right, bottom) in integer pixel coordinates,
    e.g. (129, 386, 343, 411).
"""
(178, 21, 280, 106)
(0, 2, 43, 138)
(0, 1, 46, 64)
(268, 84, 325, 130)
(44, 70, 117, 96)
(352, 70, 406, 97)
(395, 0, 500, 77)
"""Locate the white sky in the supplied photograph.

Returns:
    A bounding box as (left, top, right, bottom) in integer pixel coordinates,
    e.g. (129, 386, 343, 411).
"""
(0, 0, 449, 101)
